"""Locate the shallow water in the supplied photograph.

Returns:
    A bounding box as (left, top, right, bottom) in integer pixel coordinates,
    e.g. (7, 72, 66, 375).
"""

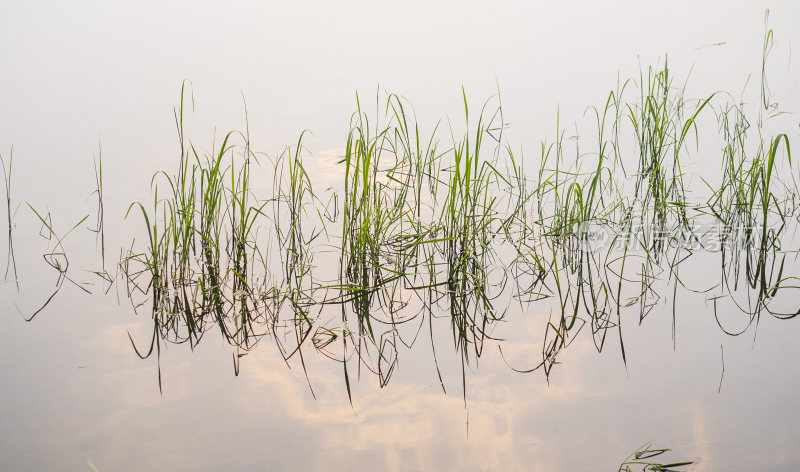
(2, 2, 800, 471)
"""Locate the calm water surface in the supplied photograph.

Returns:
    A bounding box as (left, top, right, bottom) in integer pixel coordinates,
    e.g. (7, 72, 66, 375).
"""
(2, 1, 800, 471)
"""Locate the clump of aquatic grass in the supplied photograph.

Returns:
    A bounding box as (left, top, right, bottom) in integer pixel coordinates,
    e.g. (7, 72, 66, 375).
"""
(626, 60, 714, 254)
(268, 131, 327, 386)
(702, 64, 798, 327)
(437, 90, 507, 365)
(274, 131, 318, 291)
(617, 444, 692, 472)
(339, 93, 400, 344)
(122, 84, 282, 384)
(22, 18, 783, 394)
(628, 60, 681, 239)
(336, 92, 435, 394)
(710, 131, 796, 328)
(113, 50, 798, 393)
(223, 101, 278, 355)
(520, 83, 635, 376)
(2, 9, 796, 408)
(330, 89, 519, 399)
(707, 102, 753, 232)
(424, 89, 504, 390)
